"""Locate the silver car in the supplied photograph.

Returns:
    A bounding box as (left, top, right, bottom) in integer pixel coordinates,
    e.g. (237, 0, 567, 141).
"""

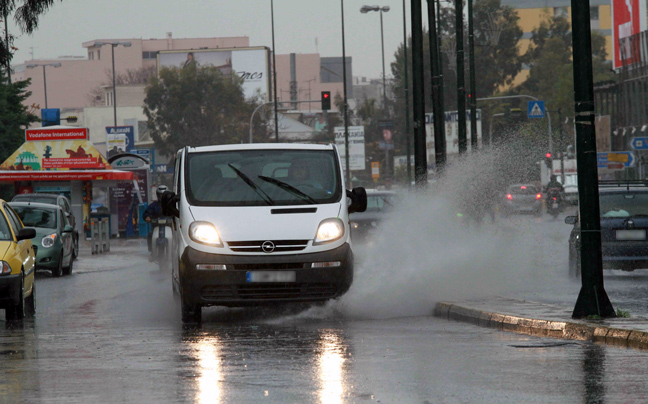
(501, 184, 543, 216)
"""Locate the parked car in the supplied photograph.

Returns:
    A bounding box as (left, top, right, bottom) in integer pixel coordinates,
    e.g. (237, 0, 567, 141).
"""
(350, 190, 400, 242)
(0, 200, 36, 321)
(501, 184, 543, 216)
(565, 181, 648, 276)
(11, 193, 79, 259)
(9, 202, 75, 277)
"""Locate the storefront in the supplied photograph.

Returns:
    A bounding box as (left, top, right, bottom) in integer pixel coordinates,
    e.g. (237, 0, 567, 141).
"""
(0, 126, 136, 238)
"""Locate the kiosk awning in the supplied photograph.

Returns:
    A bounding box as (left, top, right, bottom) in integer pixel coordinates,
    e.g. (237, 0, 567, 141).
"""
(0, 170, 134, 182)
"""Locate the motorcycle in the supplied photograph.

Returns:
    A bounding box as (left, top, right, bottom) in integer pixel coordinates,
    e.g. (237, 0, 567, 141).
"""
(545, 187, 563, 218)
(150, 217, 172, 270)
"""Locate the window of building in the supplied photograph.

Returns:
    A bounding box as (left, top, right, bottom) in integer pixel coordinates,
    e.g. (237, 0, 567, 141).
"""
(105, 91, 113, 107)
(98, 50, 101, 60)
(554, 7, 568, 18)
(89, 51, 94, 60)
(142, 51, 158, 59)
(590, 6, 599, 20)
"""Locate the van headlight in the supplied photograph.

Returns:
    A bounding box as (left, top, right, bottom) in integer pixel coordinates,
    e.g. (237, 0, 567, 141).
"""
(189, 222, 223, 247)
(314, 218, 344, 245)
(42, 234, 56, 248)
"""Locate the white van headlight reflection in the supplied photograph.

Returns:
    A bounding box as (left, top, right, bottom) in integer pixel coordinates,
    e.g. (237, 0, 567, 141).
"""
(189, 222, 223, 247)
(314, 218, 344, 245)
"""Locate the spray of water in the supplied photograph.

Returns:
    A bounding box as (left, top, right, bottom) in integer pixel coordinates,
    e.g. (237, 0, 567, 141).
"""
(332, 140, 559, 320)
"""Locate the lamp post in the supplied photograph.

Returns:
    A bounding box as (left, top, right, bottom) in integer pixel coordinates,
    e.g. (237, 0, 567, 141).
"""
(93, 41, 132, 127)
(26, 62, 62, 109)
(360, 5, 390, 109)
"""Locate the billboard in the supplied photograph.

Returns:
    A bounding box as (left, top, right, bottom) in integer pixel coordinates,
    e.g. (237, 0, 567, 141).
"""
(612, 0, 648, 69)
(334, 126, 366, 171)
(157, 47, 270, 100)
(425, 110, 482, 160)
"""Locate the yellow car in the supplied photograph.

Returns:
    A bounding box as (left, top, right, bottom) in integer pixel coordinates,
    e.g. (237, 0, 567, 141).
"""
(0, 200, 36, 321)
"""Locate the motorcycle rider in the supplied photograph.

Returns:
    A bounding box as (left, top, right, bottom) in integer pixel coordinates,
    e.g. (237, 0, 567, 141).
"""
(144, 185, 168, 262)
(544, 175, 564, 209)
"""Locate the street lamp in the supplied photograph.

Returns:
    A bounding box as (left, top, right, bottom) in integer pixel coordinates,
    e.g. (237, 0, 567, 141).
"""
(360, 5, 390, 109)
(26, 62, 62, 109)
(93, 41, 132, 127)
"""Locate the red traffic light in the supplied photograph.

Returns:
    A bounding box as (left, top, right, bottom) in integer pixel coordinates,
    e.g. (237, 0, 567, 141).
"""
(545, 152, 552, 159)
(323, 93, 330, 99)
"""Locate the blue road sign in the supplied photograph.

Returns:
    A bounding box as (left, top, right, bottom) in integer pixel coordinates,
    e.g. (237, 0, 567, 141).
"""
(630, 137, 648, 150)
(597, 151, 636, 168)
(527, 101, 545, 118)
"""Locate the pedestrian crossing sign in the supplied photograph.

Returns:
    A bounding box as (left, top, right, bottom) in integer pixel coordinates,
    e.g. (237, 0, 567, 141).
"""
(527, 101, 545, 118)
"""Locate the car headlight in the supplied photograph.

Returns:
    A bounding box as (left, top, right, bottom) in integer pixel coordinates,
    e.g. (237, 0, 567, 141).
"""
(42, 233, 57, 248)
(0, 261, 11, 275)
(189, 221, 223, 247)
(314, 218, 344, 245)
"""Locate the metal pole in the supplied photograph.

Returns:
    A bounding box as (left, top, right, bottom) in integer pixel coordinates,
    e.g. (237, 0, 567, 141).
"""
(455, 0, 467, 154)
(271, 0, 279, 142)
(411, 0, 427, 187)
(427, 0, 446, 173)
(4, 12, 10, 84)
(341, 0, 351, 185)
(42, 66, 48, 109)
(403, 0, 412, 186)
(468, 0, 478, 151)
(570, 0, 615, 319)
(380, 10, 387, 109)
(112, 45, 117, 127)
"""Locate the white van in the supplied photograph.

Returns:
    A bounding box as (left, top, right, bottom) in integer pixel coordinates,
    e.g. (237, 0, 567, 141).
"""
(162, 143, 367, 323)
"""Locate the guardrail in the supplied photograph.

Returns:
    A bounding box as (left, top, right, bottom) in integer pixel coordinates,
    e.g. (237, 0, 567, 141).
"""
(90, 217, 110, 254)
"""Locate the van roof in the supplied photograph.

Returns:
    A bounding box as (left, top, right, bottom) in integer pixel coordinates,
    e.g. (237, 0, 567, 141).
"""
(184, 143, 336, 154)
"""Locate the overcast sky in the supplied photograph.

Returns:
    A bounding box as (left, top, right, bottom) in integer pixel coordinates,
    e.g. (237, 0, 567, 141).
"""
(9, 0, 422, 80)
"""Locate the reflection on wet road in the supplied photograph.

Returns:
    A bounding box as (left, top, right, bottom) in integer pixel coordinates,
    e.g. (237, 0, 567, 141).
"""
(1, 235, 648, 403)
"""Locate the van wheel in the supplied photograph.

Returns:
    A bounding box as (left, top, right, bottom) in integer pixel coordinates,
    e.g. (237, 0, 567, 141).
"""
(72, 234, 79, 260)
(181, 302, 201, 324)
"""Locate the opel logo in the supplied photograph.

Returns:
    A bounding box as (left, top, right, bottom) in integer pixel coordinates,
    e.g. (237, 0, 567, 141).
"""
(626, 219, 635, 229)
(261, 241, 275, 253)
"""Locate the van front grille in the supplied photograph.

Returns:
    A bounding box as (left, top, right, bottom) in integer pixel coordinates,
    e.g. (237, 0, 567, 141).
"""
(201, 283, 338, 301)
(226, 240, 309, 253)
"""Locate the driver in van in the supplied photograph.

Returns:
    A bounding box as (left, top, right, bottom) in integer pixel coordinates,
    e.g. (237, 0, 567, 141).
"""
(287, 160, 322, 189)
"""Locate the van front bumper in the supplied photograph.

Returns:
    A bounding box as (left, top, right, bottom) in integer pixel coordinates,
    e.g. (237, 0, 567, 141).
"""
(179, 243, 354, 307)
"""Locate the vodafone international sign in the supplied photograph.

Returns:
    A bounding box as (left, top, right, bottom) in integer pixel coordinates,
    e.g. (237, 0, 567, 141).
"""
(26, 127, 88, 142)
(612, 0, 647, 69)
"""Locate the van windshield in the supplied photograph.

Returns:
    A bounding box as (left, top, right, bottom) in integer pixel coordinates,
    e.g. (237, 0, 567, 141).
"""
(185, 149, 342, 206)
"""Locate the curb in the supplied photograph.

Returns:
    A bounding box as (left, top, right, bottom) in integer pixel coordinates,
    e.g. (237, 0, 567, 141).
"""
(433, 301, 648, 350)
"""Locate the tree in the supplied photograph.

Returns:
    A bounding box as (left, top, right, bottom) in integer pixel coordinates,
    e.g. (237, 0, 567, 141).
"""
(143, 64, 261, 156)
(389, 0, 523, 166)
(0, 71, 39, 198)
(1, 0, 63, 74)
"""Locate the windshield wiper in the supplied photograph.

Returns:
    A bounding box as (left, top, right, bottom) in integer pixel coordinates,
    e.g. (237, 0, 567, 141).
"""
(257, 175, 317, 204)
(227, 164, 274, 206)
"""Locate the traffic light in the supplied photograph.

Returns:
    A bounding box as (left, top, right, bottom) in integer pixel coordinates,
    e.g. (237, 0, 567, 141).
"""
(544, 152, 553, 169)
(321, 91, 331, 110)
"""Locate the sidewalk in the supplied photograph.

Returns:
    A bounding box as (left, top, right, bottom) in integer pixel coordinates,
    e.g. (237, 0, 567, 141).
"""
(73, 237, 149, 274)
(434, 297, 648, 350)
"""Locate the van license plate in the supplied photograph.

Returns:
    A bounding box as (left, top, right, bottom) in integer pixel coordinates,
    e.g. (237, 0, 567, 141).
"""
(247, 271, 296, 283)
(616, 230, 646, 240)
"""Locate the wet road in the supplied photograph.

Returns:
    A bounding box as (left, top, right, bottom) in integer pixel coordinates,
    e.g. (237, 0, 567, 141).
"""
(3, 217, 648, 403)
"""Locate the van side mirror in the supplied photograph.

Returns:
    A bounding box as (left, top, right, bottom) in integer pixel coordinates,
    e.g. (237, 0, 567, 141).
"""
(347, 187, 367, 214)
(63, 225, 74, 233)
(160, 190, 180, 218)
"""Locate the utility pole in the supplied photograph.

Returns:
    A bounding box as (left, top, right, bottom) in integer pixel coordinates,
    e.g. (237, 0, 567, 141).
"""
(427, 0, 446, 173)
(468, 0, 478, 151)
(411, 0, 427, 186)
(402, 0, 412, 186)
(570, 0, 615, 319)
(455, 0, 467, 154)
